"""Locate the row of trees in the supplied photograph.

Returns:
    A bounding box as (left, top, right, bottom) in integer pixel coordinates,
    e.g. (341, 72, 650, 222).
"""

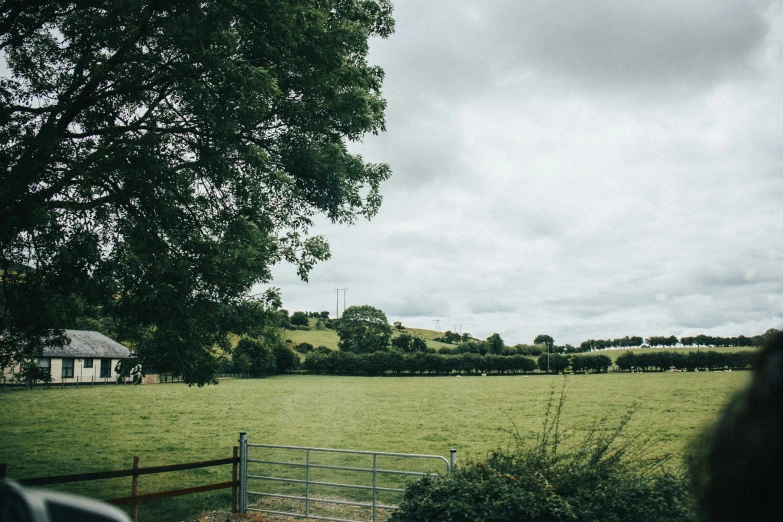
(302, 350, 613, 375)
(615, 350, 752, 372)
(679, 331, 778, 347)
(434, 331, 474, 344)
(579, 336, 644, 351)
(571, 329, 779, 352)
(437, 342, 547, 357)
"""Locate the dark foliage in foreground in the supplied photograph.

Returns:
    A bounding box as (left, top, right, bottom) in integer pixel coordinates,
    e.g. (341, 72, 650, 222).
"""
(391, 384, 696, 522)
(689, 331, 783, 522)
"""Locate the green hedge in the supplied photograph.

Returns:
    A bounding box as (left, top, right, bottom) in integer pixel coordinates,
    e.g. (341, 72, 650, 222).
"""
(303, 351, 539, 375)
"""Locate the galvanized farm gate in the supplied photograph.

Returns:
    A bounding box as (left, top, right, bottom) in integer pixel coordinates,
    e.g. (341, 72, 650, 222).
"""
(238, 433, 455, 522)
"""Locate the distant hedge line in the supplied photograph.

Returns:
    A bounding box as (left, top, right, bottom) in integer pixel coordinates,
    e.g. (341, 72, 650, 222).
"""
(302, 351, 615, 375)
(615, 350, 752, 372)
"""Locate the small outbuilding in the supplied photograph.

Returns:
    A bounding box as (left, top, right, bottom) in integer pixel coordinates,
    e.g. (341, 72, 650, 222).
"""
(3, 330, 132, 385)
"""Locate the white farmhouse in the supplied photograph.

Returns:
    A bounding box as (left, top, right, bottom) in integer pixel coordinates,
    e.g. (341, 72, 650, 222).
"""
(3, 330, 132, 385)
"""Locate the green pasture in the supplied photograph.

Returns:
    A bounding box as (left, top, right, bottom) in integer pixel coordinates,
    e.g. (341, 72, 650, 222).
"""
(0, 371, 751, 520)
(284, 327, 341, 350)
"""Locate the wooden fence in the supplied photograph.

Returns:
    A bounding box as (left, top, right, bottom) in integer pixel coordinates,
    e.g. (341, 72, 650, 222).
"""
(0, 448, 239, 522)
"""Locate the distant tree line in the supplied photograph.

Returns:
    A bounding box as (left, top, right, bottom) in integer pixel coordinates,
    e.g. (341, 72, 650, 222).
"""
(302, 348, 614, 376)
(579, 336, 644, 351)
(433, 330, 474, 344)
(576, 329, 779, 351)
(279, 309, 333, 330)
(678, 332, 776, 347)
(286, 304, 768, 376)
(615, 350, 752, 372)
(436, 341, 546, 357)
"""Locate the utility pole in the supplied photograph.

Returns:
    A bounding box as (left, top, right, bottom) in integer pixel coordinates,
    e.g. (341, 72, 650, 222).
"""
(433, 319, 441, 331)
(334, 288, 348, 318)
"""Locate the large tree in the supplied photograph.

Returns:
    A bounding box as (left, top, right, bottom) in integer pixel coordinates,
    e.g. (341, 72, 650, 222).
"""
(534, 334, 554, 351)
(335, 305, 391, 354)
(0, 1, 394, 385)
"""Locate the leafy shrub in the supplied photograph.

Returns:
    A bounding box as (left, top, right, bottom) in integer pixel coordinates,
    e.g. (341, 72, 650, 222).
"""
(232, 337, 276, 376)
(296, 342, 314, 353)
(272, 344, 299, 373)
(290, 311, 309, 327)
(391, 383, 695, 522)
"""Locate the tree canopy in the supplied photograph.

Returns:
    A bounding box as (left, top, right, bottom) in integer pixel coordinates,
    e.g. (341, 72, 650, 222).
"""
(534, 334, 555, 350)
(0, 0, 394, 385)
(335, 305, 391, 354)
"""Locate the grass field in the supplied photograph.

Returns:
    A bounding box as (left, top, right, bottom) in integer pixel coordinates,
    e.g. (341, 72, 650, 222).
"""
(0, 371, 751, 520)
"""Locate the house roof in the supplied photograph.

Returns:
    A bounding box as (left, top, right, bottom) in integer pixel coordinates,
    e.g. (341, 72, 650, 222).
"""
(42, 330, 131, 359)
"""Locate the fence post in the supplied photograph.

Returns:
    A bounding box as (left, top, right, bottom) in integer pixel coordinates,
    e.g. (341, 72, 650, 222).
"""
(131, 456, 140, 522)
(305, 449, 310, 517)
(450, 449, 457, 473)
(232, 446, 238, 514)
(372, 453, 377, 522)
(239, 432, 248, 513)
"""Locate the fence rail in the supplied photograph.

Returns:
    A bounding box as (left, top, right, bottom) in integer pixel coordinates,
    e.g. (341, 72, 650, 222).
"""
(1, 448, 239, 522)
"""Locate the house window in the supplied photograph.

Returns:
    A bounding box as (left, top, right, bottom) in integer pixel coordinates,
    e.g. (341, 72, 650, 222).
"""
(38, 358, 51, 378)
(83, 358, 93, 368)
(100, 358, 112, 378)
(61, 358, 74, 378)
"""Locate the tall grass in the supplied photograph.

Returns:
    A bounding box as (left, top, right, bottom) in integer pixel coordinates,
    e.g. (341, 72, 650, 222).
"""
(391, 380, 695, 521)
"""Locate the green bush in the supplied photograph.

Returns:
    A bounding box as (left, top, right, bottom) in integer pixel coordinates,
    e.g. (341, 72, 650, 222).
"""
(232, 337, 276, 376)
(391, 384, 695, 522)
(290, 311, 309, 327)
(296, 342, 314, 353)
(272, 344, 299, 373)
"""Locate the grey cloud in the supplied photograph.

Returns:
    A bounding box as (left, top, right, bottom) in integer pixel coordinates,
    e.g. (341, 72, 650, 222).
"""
(699, 265, 780, 288)
(374, 0, 771, 104)
(382, 293, 451, 318)
(269, 2, 783, 346)
(384, 231, 463, 257)
(470, 302, 517, 314)
(491, 1, 769, 90)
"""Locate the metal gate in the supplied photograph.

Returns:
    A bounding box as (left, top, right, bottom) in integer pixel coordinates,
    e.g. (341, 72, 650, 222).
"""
(238, 433, 455, 522)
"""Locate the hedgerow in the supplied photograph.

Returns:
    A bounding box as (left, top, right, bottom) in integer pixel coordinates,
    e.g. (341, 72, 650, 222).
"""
(615, 350, 751, 372)
(302, 350, 539, 375)
(390, 383, 696, 522)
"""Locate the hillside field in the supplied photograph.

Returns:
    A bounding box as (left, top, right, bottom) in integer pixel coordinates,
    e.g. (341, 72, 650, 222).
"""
(284, 322, 455, 352)
(0, 371, 750, 520)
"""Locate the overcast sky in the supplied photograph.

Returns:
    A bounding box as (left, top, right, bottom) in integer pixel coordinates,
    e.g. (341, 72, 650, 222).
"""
(267, 0, 783, 346)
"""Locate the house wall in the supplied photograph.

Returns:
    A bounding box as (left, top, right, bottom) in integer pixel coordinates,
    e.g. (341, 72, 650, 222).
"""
(56, 357, 122, 384)
(1, 357, 126, 385)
